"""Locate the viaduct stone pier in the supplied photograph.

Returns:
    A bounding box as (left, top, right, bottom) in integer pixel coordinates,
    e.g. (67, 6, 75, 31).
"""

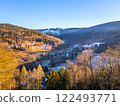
(38, 51, 80, 60)
(35, 51, 81, 66)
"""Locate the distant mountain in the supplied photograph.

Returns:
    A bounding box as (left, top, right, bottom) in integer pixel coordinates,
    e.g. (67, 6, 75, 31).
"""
(36, 28, 63, 37)
(60, 21, 120, 45)
(35, 28, 84, 40)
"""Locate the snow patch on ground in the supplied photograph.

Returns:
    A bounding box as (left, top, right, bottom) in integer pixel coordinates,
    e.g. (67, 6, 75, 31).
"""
(48, 63, 67, 72)
(41, 29, 61, 35)
(82, 42, 105, 48)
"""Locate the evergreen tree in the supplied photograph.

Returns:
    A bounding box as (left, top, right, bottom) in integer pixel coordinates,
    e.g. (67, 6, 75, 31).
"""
(44, 65, 48, 72)
(63, 68, 73, 90)
(47, 68, 73, 90)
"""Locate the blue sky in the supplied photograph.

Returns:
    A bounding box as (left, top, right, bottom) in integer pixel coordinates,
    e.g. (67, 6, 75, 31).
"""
(0, 0, 120, 29)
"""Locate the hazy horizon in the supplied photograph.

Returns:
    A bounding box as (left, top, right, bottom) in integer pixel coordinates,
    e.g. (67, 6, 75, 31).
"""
(1, 20, 120, 30)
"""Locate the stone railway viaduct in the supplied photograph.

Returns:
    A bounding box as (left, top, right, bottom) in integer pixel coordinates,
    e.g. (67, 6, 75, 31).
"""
(34, 51, 81, 66)
(37, 51, 80, 60)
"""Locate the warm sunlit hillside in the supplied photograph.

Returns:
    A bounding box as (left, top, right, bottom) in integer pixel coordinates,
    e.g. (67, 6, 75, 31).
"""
(0, 24, 65, 51)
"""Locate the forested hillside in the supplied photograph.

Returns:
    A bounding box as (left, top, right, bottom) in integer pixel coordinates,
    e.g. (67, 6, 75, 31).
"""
(0, 24, 64, 51)
(60, 21, 120, 45)
(1, 43, 120, 90)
